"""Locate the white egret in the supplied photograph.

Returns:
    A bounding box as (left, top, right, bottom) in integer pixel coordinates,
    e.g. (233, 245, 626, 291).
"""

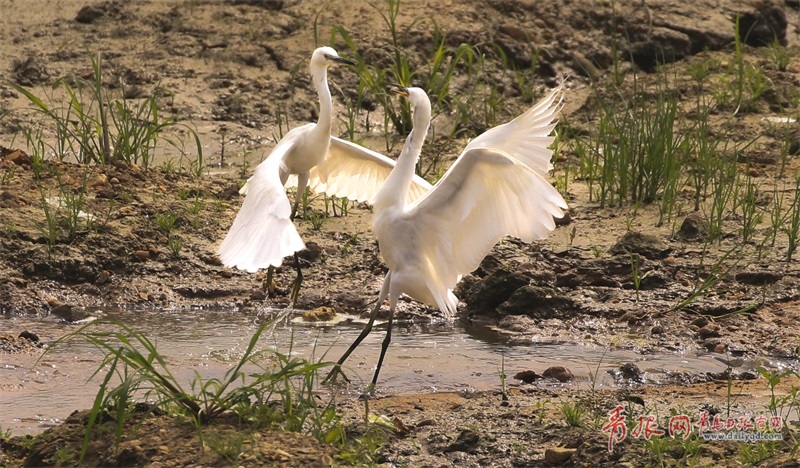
(218, 47, 431, 304)
(326, 84, 568, 389)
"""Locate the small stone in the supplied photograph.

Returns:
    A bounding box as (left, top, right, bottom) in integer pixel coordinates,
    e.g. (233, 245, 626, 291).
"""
(610, 231, 668, 260)
(698, 323, 720, 338)
(6, 149, 31, 165)
(544, 447, 577, 465)
(250, 289, 267, 300)
(677, 213, 709, 241)
(297, 241, 323, 263)
(651, 325, 664, 335)
(18, 330, 39, 343)
(96, 270, 111, 285)
(302, 306, 336, 322)
(50, 304, 91, 322)
(133, 250, 150, 261)
(691, 317, 709, 328)
(497, 314, 536, 332)
(110, 177, 120, 185)
(619, 363, 643, 381)
(714, 343, 727, 353)
(542, 366, 574, 382)
(442, 429, 480, 453)
(734, 271, 783, 285)
(513, 370, 541, 384)
(88, 174, 108, 188)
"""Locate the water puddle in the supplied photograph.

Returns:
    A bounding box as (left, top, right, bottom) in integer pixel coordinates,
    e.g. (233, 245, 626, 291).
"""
(0, 307, 787, 436)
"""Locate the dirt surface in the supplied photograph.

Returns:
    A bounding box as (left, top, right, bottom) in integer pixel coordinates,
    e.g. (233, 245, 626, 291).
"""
(1, 0, 800, 466)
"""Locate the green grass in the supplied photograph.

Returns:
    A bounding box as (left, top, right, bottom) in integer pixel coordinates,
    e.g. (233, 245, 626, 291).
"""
(9, 52, 202, 171)
(40, 319, 382, 465)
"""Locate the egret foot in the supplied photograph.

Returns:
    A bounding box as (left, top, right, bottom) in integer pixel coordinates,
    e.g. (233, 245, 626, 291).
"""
(358, 383, 376, 400)
(323, 364, 350, 384)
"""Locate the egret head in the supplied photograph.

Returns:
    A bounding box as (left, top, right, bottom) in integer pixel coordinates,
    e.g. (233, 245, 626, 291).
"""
(389, 85, 431, 126)
(311, 46, 356, 69)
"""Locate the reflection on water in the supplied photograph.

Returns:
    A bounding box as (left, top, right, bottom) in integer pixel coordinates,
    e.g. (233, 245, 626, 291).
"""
(0, 307, 782, 436)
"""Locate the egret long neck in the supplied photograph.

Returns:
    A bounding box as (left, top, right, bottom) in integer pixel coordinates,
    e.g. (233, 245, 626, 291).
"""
(312, 66, 333, 135)
(374, 108, 430, 210)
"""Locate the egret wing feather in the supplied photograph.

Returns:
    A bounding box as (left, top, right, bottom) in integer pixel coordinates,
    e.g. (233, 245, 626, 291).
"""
(308, 137, 432, 204)
(406, 147, 567, 297)
(463, 86, 562, 176)
(218, 148, 305, 272)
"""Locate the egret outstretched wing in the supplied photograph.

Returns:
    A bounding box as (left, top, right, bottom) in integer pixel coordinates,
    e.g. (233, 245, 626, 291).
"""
(218, 148, 304, 272)
(463, 86, 562, 176)
(307, 136, 432, 204)
(407, 147, 567, 295)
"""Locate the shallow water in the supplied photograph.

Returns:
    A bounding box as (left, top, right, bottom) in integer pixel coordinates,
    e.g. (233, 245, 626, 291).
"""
(0, 307, 788, 436)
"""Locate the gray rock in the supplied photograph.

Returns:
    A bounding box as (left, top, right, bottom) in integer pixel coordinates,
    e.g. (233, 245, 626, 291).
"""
(610, 231, 668, 260)
(677, 213, 709, 241)
(497, 285, 577, 320)
(542, 366, 574, 382)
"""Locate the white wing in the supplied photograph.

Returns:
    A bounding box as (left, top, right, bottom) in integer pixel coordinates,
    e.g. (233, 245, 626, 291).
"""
(301, 137, 432, 204)
(406, 147, 567, 297)
(218, 147, 305, 271)
(463, 85, 562, 176)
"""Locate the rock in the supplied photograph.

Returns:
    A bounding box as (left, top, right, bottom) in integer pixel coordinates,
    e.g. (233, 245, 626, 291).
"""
(96, 270, 111, 285)
(497, 314, 536, 332)
(610, 231, 668, 260)
(735, 271, 783, 285)
(50, 304, 91, 322)
(297, 241, 322, 263)
(133, 250, 150, 261)
(442, 429, 480, 453)
(497, 285, 577, 320)
(5, 149, 31, 165)
(544, 447, 576, 465)
(609, 363, 644, 383)
(513, 370, 542, 384)
(629, 27, 691, 71)
(738, 2, 788, 46)
(691, 316, 709, 328)
(11, 55, 49, 86)
(18, 330, 39, 343)
(230, 0, 284, 10)
(698, 323, 721, 338)
(677, 212, 709, 241)
(250, 289, 267, 301)
(651, 325, 664, 335)
(302, 306, 336, 322)
(88, 174, 108, 188)
(542, 366, 574, 382)
(75, 5, 105, 23)
(463, 269, 529, 314)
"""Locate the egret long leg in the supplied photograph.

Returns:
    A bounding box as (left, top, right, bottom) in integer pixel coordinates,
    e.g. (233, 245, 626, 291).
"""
(370, 298, 396, 387)
(324, 273, 391, 383)
(264, 265, 276, 296)
(291, 172, 310, 220)
(288, 253, 303, 308)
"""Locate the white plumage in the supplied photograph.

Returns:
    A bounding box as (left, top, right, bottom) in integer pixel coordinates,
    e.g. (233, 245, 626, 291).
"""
(218, 47, 431, 276)
(327, 84, 568, 389)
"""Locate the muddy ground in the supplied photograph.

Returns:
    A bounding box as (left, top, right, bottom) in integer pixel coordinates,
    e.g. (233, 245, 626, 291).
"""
(1, 0, 800, 466)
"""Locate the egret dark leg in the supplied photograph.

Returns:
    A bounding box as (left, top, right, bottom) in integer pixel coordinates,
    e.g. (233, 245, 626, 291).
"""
(291, 172, 310, 220)
(288, 253, 303, 308)
(264, 265, 277, 296)
(324, 273, 391, 383)
(369, 301, 395, 388)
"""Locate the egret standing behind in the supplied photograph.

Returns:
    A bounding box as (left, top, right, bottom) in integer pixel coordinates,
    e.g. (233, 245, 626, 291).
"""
(218, 48, 431, 305)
